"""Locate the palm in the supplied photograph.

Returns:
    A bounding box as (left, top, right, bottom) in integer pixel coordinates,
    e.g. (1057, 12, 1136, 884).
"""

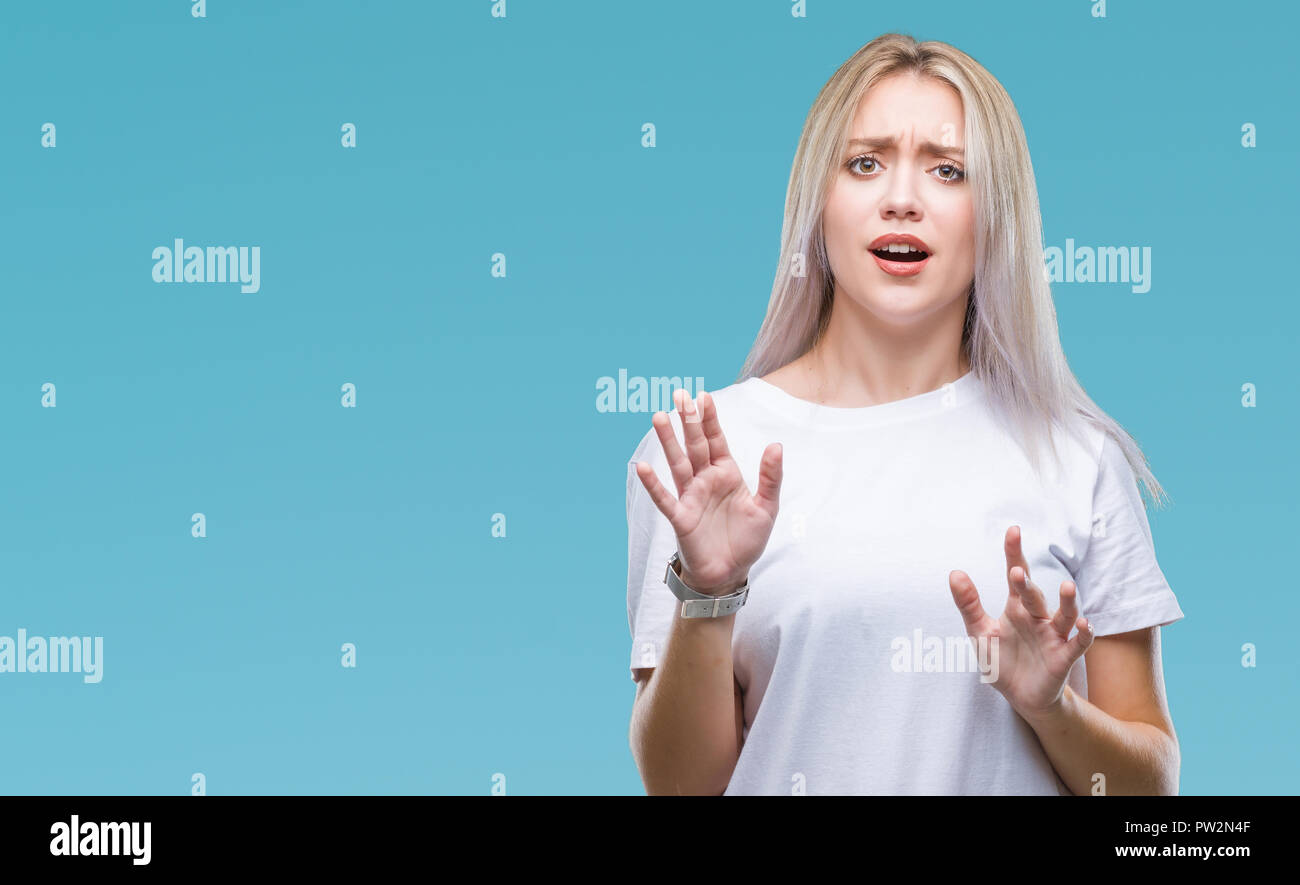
(949, 526, 1095, 719)
(634, 388, 783, 593)
(672, 455, 775, 583)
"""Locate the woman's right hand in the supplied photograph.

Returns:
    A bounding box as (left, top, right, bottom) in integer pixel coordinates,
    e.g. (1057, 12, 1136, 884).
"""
(633, 387, 784, 596)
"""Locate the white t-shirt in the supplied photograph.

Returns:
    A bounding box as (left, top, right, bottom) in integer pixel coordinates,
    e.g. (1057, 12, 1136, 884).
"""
(625, 369, 1184, 795)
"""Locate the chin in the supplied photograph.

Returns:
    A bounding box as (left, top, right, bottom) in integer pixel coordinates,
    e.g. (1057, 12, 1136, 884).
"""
(864, 289, 936, 311)
(858, 295, 947, 327)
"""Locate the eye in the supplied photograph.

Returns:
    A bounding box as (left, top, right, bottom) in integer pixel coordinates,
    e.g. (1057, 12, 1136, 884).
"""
(846, 154, 880, 176)
(845, 154, 967, 183)
(842, 155, 883, 175)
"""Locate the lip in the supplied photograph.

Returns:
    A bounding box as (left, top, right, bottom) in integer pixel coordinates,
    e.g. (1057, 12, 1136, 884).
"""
(868, 233, 932, 277)
(871, 251, 929, 276)
(868, 232, 932, 253)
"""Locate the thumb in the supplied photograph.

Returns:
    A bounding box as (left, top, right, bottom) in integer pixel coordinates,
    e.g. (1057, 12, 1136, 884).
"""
(1066, 617, 1095, 663)
(752, 442, 783, 519)
(949, 570, 991, 635)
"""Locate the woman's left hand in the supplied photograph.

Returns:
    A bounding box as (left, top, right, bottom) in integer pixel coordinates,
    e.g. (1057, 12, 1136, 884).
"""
(948, 525, 1094, 720)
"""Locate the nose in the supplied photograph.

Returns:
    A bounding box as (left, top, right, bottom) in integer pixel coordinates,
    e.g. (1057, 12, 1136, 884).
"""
(879, 162, 924, 222)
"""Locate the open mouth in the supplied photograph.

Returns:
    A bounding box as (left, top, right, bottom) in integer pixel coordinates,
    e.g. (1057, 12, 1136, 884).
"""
(870, 248, 929, 262)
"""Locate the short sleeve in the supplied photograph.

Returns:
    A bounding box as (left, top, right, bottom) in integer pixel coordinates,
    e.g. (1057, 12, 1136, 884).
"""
(626, 423, 683, 681)
(1073, 433, 1184, 637)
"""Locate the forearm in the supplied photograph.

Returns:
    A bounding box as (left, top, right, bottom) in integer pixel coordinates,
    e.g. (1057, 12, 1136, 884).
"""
(1020, 685, 1180, 796)
(630, 608, 740, 796)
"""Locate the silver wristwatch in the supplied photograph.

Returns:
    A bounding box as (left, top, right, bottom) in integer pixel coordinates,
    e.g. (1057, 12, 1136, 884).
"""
(663, 551, 749, 618)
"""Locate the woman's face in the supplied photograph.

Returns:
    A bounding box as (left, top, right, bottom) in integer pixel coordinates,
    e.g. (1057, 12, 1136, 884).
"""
(822, 73, 975, 330)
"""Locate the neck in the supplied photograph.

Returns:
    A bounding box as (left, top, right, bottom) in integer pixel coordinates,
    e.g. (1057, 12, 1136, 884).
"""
(796, 286, 971, 407)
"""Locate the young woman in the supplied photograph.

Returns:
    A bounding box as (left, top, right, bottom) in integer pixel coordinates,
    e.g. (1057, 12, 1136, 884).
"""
(624, 33, 1183, 796)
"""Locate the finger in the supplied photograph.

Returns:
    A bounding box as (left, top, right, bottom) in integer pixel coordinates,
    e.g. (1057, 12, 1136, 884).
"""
(1011, 566, 1051, 620)
(1003, 525, 1037, 618)
(649, 409, 695, 497)
(1004, 524, 1032, 582)
(697, 390, 733, 465)
(752, 442, 783, 520)
(633, 459, 679, 525)
(675, 388, 711, 474)
(948, 570, 992, 635)
(1066, 616, 1095, 662)
(1051, 580, 1079, 638)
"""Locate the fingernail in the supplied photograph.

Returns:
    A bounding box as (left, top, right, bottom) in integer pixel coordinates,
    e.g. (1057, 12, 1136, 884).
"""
(684, 393, 696, 415)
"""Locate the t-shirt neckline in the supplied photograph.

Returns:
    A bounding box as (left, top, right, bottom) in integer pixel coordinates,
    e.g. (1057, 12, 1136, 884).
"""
(741, 369, 983, 429)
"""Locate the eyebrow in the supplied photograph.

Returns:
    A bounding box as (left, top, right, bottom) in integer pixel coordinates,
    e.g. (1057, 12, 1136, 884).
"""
(845, 136, 965, 158)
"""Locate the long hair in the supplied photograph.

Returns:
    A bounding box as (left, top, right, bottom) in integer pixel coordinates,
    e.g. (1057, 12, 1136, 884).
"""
(737, 33, 1167, 508)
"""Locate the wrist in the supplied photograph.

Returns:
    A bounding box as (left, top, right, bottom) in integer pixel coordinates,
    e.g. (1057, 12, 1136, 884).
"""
(1017, 685, 1076, 729)
(676, 560, 748, 597)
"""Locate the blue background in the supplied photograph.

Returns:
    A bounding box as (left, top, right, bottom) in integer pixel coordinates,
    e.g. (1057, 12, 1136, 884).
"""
(0, 0, 1294, 795)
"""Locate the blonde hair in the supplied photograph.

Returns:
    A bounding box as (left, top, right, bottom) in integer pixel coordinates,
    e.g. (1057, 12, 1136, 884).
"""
(737, 33, 1167, 508)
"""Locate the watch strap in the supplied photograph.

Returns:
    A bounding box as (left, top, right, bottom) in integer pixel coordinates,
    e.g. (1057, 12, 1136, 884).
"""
(663, 552, 749, 618)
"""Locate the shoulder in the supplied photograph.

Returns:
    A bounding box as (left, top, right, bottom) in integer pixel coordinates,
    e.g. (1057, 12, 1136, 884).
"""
(1068, 416, 1110, 472)
(1051, 414, 1137, 504)
(1008, 408, 1111, 498)
(1064, 416, 1132, 483)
